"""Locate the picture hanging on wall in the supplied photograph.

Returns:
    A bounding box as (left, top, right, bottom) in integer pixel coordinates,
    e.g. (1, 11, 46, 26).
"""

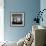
(10, 12, 25, 27)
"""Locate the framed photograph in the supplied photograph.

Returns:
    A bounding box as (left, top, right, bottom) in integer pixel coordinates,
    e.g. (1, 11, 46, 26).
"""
(10, 12, 25, 27)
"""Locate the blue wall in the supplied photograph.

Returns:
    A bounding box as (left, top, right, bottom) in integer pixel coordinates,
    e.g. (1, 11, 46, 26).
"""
(4, 0, 40, 42)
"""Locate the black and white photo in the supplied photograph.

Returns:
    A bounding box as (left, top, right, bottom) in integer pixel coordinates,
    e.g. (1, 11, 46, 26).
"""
(10, 12, 24, 27)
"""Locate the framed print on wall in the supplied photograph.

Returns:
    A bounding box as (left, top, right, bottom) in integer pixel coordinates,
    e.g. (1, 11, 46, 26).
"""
(10, 12, 25, 27)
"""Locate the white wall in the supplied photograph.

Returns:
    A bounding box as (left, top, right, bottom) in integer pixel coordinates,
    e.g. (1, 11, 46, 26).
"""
(40, 0, 46, 27)
(0, 0, 4, 42)
(40, 0, 46, 9)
